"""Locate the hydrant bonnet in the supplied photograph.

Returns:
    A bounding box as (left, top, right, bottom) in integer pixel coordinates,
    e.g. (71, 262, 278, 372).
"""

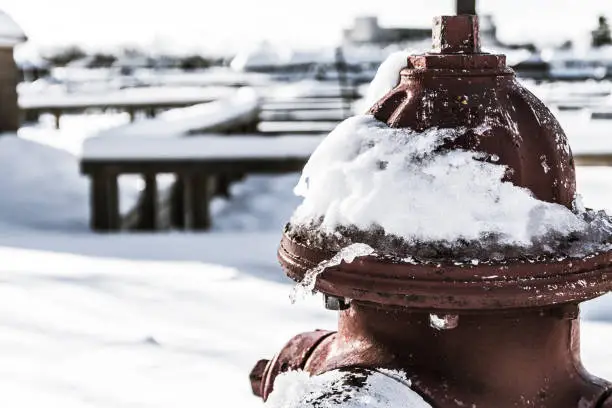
(279, 15, 612, 312)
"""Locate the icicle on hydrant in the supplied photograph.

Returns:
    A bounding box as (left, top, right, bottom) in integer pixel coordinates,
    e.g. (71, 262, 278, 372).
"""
(250, 15, 612, 407)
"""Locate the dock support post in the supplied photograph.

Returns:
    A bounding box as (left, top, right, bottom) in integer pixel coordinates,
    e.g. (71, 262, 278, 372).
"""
(91, 171, 119, 231)
(139, 173, 158, 230)
(182, 173, 215, 230)
(53, 110, 61, 129)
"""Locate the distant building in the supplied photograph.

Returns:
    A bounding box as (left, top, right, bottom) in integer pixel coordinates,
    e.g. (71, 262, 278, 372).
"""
(343, 15, 518, 49)
(592, 16, 612, 48)
(343, 17, 430, 45)
(0, 10, 26, 132)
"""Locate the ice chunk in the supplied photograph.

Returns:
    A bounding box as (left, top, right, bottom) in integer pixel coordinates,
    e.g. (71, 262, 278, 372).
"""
(429, 314, 460, 330)
(573, 194, 586, 213)
(540, 154, 550, 174)
(290, 243, 375, 303)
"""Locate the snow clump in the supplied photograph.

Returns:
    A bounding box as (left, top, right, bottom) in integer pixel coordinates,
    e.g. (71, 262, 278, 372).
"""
(265, 369, 431, 408)
(361, 50, 411, 110)
(290, 114, 589, 250)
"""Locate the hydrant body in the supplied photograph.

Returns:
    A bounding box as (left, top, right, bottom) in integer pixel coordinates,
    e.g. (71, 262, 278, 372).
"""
(254, 306, 612, 407)
(252, 15, 612, 407)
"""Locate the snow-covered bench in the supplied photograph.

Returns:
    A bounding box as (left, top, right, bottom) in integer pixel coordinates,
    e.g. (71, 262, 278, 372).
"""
(80, 135, 322, 231)
(79, 88, 275, 231)
(91, 87, 261, 138)
(256, 79, 359, 132)
(19, 85, 237, 128)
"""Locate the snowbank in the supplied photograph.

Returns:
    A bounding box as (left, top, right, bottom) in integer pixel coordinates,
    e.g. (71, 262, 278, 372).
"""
(212, 174, 301, 232)
(0, 135, 89, 230)
(291, 115, 588, 249)
(0, 134, 141, 230)
(19, 112, 131, 156)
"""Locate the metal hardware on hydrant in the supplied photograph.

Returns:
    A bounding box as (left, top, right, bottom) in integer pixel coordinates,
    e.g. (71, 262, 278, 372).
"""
(251, 14, 612, 407)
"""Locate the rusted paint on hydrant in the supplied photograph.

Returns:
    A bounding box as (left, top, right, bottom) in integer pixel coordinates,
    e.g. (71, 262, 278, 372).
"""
(252, 15, 612, 407)
(372, 15, 575, 210)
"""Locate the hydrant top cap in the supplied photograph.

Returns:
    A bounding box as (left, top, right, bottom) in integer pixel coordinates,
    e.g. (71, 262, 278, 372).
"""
(432, 15, 481, 54)
(409, 15, 507, 70)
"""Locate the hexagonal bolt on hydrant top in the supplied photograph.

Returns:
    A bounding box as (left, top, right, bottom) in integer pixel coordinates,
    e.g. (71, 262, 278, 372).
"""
(251, 14, 612, 408)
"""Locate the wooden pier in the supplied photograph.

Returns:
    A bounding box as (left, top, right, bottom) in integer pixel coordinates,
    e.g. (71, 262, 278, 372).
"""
(81, 135, 322, 231)
(79, 83, 355, 232)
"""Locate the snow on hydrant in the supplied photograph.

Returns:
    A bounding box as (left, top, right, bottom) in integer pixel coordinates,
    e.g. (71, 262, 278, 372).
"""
(250, 15, 612, 408)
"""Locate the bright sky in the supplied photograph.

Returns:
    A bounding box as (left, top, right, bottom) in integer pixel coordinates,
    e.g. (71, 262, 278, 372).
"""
(1, 0, 611, 54)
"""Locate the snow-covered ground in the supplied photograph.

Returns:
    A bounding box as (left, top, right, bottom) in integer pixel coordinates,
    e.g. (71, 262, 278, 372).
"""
(0, 231, 334, 408)
(19, 113, 130, 156)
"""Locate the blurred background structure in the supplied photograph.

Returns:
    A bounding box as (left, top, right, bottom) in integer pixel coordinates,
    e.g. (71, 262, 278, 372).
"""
(0, 9, 24, 131)
(0, 0, 611, 407)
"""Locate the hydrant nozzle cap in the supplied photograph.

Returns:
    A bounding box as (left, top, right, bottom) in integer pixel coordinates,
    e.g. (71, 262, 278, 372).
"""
(432, 15, 481, 54)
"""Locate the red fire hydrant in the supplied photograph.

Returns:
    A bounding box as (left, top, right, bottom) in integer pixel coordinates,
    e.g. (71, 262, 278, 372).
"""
(251, 15, 612, 407)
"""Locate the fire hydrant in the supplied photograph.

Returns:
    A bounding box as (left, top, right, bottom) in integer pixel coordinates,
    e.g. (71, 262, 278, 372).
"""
(251, 15, 612, 407)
